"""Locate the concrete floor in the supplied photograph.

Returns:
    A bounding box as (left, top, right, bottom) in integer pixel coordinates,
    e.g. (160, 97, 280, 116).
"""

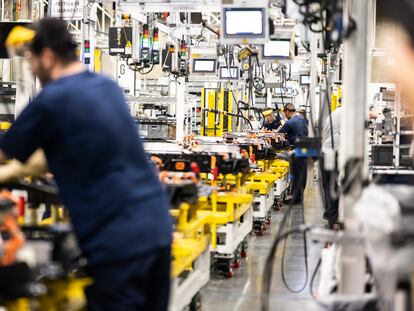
(202, 178, 325, 311)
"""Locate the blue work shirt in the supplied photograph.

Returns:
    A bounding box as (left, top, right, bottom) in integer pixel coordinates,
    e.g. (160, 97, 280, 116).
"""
(0, 71, 172, 266)
(278, 115, 309, 146)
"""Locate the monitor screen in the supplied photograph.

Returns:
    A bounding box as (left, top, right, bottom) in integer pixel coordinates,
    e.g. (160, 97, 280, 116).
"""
(193, 59, 216, 73)
(220, 66, 239, 80)
(224, 8, 264, 36)
(300, 75, 311, 85)
(263, 39, 291, 59)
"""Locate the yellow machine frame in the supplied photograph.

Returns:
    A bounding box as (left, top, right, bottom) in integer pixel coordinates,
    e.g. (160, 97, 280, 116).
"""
(170, 202, 210, 278)
(201, 88, 233, 136)
(331, 85, 342, 112)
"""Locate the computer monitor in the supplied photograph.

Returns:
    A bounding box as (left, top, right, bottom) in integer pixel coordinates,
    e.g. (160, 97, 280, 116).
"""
(219, 66, 240, 80)
(221, 6, 269, 44)
(192, 59, 216, 73)
(262, 39, 292, 60)
(300, 74, 311, 86)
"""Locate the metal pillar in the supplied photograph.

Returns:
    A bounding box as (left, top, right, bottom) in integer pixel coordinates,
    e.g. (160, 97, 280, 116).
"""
(338, 0, 371, 295)
(309, 30, 322, 137)
(395, 93, 401, 169)
(176, 77, 186, 142)
(14, 58, 35, 116)
(266, 88, 272, 108)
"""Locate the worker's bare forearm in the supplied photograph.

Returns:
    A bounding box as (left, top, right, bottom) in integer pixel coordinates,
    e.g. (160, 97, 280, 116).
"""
(0, 149, 48, 182)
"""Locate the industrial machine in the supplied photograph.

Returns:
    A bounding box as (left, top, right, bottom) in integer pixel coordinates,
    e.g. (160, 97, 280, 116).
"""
(0, 179, 90, 311)
(145, 140, 253, 278)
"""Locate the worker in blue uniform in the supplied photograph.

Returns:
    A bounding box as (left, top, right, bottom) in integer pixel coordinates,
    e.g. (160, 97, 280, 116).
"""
(278, 103, 309, 203)
(0, 19, 172, 311)
(263, 109, 282, 131)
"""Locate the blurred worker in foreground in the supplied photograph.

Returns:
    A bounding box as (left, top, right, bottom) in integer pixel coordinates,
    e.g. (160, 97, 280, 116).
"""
(263, 109, 282, 131)
(0, 18, 172, 311)
(383, 0, 414, 114)
(278, 103, 309, 203)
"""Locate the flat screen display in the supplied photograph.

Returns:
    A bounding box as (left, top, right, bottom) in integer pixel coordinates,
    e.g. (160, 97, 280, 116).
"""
(263, 39, 291, 59)
(224, 8, 264, 36)
(220, 66, 239, 80)
(193, 59, 216, 73)
(300, 75, 311, 85)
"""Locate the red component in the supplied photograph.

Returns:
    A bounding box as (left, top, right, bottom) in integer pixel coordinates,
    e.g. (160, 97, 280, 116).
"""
(143, 24, 149, 37)
(17, 197, 25, 217)
(233, 261, 241, 269)
(241, 250, 248, 258)
(84, 40, 90, 49)
(180, 40, 187, 54)
(226, 271, 234, 278)
(250, 153, 256, 163)
(211, 167, 219, 181)
(162, 12, 169, 19)
(190, 162, 200, 175)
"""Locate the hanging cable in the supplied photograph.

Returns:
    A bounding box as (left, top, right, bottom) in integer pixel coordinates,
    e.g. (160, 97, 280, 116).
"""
(261, 153, 310, 311)
(310, 257, 322, 299)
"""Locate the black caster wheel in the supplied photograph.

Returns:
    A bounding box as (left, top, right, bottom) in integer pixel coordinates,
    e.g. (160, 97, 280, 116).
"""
(233, 246, 242, 268)
(266, 213, 271, 224)
(217, 258, 234, 278)
(189, 292, 202, 311)
(241, 240, 248, 258)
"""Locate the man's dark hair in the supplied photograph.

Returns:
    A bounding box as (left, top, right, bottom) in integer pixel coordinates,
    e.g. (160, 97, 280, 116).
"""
(31, 18, 78, 63)
(383, 0, 414, 44)
(284, 103, 296, 112)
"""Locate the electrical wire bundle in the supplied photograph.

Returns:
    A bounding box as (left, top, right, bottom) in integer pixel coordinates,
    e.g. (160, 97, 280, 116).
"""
(201, 108, 253, 131)
(292, 0, 343, 34)
(126, 57, 155, 75)
(237, 101, 266, 130)
(223, 46, 265, 130)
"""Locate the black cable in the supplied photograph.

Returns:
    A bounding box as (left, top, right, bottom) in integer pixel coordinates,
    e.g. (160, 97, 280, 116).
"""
(138, 63, 154, 75)
(238, 100, 265, 130)
(261, 154, 309, 311)
(310, 257, 322, 299)
(280, 170, 309, 293)
(261, 225, 312, 311)
(202, 108, 253, 130)
(201, 21, 219, 37)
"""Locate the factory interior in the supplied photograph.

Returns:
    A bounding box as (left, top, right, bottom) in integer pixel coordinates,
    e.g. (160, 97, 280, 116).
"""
(0, 0, 413, 310)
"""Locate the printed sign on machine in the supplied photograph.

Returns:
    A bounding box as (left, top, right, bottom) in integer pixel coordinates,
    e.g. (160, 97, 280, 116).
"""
(50, 0, 83, 20)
